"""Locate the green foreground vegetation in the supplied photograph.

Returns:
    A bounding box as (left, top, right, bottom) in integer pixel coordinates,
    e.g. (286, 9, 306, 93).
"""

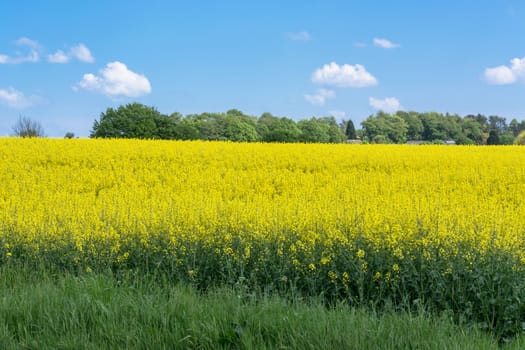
(0, 266, 521, 349)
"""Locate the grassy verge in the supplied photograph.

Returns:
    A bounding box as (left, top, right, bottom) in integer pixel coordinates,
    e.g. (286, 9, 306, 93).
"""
(0, 266, 521, 349)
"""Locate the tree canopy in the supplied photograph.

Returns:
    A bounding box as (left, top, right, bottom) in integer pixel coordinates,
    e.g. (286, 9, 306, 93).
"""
(90, 103, 525, 145)
(90, 103, 167, 139)
(360, 111, 525, 145)
(90, 104, 347, 143)
(345, 119, 357, 139)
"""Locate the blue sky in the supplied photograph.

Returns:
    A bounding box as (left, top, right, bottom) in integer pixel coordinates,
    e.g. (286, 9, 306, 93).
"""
(0, 1, 524, 137)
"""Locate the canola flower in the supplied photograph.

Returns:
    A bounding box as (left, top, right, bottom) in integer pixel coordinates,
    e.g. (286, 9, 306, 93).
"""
(1, 138, 525, 336)
(1, 138, 525, 273)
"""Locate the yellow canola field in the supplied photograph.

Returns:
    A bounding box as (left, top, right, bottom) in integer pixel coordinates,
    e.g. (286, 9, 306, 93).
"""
(1, 138, 525, 276)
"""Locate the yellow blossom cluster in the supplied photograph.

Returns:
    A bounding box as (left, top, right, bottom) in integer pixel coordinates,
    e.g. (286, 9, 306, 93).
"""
(1, 138, 525, 303)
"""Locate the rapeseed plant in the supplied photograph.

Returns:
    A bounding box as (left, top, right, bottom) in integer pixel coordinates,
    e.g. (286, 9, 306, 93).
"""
(1, 138, 525, 338)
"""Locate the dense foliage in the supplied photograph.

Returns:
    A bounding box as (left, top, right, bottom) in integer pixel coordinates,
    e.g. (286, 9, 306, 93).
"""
(2, 139, 525, 340)
(361, 111, 525, 144)
(91, 103, 346, 143)
(90, 103, 525, 145)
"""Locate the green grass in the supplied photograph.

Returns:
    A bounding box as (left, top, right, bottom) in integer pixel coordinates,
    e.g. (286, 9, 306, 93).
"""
(0, 266, 521, 350)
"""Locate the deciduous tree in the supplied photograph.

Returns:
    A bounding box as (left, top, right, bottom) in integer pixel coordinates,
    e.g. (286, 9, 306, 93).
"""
(12, 116, 44, 138)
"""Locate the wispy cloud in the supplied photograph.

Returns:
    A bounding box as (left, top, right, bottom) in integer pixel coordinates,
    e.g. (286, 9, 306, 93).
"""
(312, 62, 378, 87)
(373, 38, 400, 49)
(76, 61, 151, 98)
(70, 44, 94, 63)
(0, 37, 41, 64)
(328, 110, 346, 120)
(369, 97, 403, 113)
(48, 43, 94, 63)
(47, 50, 69, 63)
(17, 37, 41, 50)
(1, 38, 94, 65)
(0, 87, 45, 108)
(304, 89, 335, 106)
(287, 31, 310, 41)
(484, 56, 525, 85)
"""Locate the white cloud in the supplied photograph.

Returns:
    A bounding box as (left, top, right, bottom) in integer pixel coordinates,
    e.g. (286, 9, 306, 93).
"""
(0, 37, 41, 64)
(484, 66, 516, 84)
(17, 37, 41, 50)
(328, 110, 346, 119)
(287, 31, 310, 41)
(47, 43, 94, 64)
(512, 57, 525, 79)
(70, 44, 94, 63)
(0, 87, 43, 109)
(484, 56, 525, 84)
(76, 61, 151, 98)
(47, 50, 69, 63)
(369, 97, 403, 113)
(373, 38, 400, 49)
(2, 38, 93, 65)
(304, 89, 336, 106)
(312, 62, 378, 87)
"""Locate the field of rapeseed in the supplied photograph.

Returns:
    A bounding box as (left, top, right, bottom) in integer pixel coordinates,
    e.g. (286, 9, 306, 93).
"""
(1, 138, 525, 338)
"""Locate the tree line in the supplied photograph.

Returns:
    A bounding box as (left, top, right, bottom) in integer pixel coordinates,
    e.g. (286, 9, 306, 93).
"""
(11, 102, 525, 144)
(91, 103, 525, 145)
(90, 103, 349, 143)
(361, 111, 525, 145)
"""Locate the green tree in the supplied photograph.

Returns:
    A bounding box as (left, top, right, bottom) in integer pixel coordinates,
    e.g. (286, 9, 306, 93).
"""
(345, 119, 357, 139)
(467, 114, 489, 132)
(322, 116, 346, 143)
(509, 118, 525, 137)
(489, 115, 507, 133)
(514, 130, 525, 145)
(185, 110, 260, 142)
(223, 114, 260, 142)
(420, 112, 448, 141)
(509, 119, 520, 137)
(198, 113, 227, 140)
(442, 113, 463, 141)
(361, 112, 408, 143)
(256, 113, 277, 141)
(397, 111, 424, 140)
(155, 113, 180, 139)
(486, 130, 500, 145)
(90, 103, 170, 139)
(499, 132, 515, 145)
(271, 117, 302, 142)
(461, 116, 484, 144)
(361, 113, 387, 143)
(483, 115, 507, 145)
(385, 114, 408, 143)
(174, 118, 201, 140)
(257, 113, 301, 142)
(298, 118, 330, 143)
